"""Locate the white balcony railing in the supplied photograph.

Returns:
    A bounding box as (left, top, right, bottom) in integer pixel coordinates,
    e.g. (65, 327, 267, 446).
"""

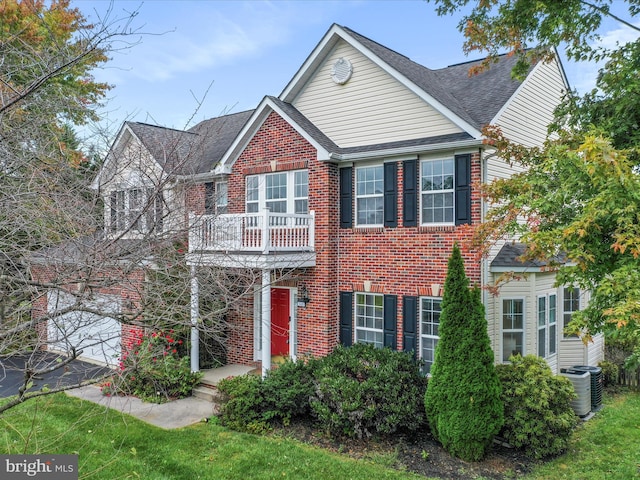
(189, 210, 315, 254)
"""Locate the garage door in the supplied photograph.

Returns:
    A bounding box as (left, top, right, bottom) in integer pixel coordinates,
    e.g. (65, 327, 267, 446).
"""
(47, 290, 121, 366)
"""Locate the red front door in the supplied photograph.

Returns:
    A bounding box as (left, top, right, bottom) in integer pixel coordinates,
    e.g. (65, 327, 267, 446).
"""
(271, 288, 290, 356)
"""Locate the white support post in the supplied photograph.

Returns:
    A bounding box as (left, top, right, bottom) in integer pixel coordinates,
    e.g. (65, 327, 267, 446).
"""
(261, 208, 270, 254)
(190, 265, 200, 373)
(261, 268, 271, 377)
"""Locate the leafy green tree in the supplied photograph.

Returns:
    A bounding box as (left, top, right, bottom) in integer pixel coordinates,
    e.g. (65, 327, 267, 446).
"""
(429, 0, 640, 79)
(424, 244, 503, 461)
(430, 0, 640, 365)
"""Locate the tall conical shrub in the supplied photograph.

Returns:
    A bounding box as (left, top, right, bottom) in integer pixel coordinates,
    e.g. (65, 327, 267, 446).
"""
(424, 244, 503, 461)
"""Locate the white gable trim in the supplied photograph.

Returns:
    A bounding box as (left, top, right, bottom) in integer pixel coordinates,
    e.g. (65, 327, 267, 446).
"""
(280, 24, 482, 139)
(215, 97, 331, 174)
(90, 123, 163, 190)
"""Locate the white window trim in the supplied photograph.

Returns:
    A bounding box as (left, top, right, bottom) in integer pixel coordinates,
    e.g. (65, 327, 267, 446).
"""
(420, 157, 455, 227)
(419, 296, 441, 374)
(245, 170, 308, 214)
(501, 298, 525, 362)
(215, 181, 228, 215)
(537, 293, 558, 359)
(355, 164, 384, 227)
(109, 186, 160, 235)
(354, 292, 384, 348)
(562, 287, 581, 340)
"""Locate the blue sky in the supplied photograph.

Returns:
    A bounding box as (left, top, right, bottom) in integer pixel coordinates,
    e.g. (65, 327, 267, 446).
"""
(76, 0, 639, 141)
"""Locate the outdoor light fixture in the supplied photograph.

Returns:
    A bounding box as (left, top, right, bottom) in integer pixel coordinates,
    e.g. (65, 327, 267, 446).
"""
(298, 284, 311, 307)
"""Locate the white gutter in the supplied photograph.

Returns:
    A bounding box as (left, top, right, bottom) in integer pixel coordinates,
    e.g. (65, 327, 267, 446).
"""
(328, 138, 483, 163)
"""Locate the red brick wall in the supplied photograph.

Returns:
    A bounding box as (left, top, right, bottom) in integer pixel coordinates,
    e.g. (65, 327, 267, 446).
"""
(338, 154, 482, 350)
(185, 110, 484, 367)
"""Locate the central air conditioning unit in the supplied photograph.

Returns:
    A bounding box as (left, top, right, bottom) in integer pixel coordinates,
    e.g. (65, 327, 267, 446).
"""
(571, 365, 603, 412)
(560, 368, 591, 417)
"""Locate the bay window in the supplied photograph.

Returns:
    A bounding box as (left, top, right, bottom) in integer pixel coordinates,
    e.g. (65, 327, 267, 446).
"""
(502, 298, 524, 361)
(537, 293, 557, 358)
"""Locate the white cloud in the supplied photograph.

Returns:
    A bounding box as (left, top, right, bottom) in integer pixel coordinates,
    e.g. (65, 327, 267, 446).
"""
(569, 20, 640, 93)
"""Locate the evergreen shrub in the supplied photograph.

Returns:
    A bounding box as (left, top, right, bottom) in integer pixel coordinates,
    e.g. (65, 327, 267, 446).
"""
(310, 343, 427, 439)
(424, 244, 503, 461)
(496, 354, 578, 459)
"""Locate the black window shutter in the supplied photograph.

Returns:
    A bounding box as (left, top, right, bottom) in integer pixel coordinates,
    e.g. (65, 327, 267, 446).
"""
(339, 167, 353, 228)
(403, 159, 418, 227)
(109, 192, 117, 232)
(455, 154, 471, 225)
(383, 294, 398, 350)
(339, 291, 353, 346)
(402, 296, 418, 357)
(383, 162, 398, 227)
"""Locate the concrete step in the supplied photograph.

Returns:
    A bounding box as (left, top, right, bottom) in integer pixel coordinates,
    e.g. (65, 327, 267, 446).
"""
(193, 385, 223, 403)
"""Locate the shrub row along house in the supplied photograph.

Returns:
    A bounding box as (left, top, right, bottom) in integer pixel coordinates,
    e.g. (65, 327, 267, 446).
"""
(34, 24, 603, 375)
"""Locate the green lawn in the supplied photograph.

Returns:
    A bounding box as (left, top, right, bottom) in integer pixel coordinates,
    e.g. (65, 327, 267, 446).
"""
(524, 389, 640, 480)
(0, 394, 422, 480)
(1, 390, 639, 479)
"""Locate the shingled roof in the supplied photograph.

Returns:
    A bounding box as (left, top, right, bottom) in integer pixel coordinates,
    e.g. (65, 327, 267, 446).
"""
(490, 243, 567, 271)
(341, 25, 524, 131)
(126, 109, 254, 176)
(118, 25, 531, 176)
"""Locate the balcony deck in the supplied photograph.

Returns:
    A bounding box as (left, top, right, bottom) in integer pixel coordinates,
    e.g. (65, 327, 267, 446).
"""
(186, 211, 316, 269)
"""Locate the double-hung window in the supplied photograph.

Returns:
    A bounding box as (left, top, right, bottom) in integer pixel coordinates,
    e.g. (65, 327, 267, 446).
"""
(537, 294, 557, 358)
(356, 165, 384, 226)
(109, 188, 163, 234)
(206, 181, 228, 215)
(502, 298, 524, 361)
(245, 170, 308, 215)
(563, 287, 580, 338)
(421, 158, 454, 224)
(420, 297, 441, 374)
(355, 293, 384, 348)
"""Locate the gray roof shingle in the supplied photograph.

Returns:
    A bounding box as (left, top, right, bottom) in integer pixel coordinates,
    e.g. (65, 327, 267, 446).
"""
(491, 243, 566, 270)
(126, 110, 254, 176)
(119, 26, 530, 174)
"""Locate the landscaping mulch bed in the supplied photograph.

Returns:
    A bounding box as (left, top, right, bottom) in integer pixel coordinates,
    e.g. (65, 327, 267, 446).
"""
(273, 419, 537, 479)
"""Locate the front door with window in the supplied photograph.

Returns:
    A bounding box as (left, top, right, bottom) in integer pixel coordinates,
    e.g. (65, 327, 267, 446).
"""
(271, 288, 290, 356)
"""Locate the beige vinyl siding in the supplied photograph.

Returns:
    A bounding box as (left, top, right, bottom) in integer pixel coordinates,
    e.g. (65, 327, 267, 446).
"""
(494, 58, 566, 148)
(489, 271, 567, 373)
(101, 135, 184, 238)
(488, 274, 535, 364)
(293, 41, 463, 148)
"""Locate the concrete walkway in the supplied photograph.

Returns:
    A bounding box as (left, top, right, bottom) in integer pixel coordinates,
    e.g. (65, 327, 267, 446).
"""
(64, 364, 256, 429)
(66, 385, 217, 429)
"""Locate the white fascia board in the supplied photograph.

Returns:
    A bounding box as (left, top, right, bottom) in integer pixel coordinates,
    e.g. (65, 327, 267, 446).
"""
(329, 138, 483, 163)
(280, 24, 482, 139)
(216, 97, 330, 175)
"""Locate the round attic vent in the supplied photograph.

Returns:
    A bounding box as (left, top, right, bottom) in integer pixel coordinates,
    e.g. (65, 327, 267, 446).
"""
(331, 58, 353, 85)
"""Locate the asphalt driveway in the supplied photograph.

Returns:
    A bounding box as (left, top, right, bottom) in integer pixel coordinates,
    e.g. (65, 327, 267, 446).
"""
(0, 352, 111, 398)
